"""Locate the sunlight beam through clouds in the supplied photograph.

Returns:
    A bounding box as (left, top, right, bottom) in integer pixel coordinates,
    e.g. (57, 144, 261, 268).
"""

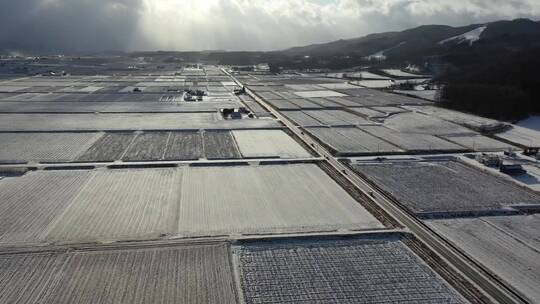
(134, 0, 540, 51)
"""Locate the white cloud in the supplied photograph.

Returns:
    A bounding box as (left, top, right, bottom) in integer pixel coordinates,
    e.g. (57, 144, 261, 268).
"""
(133, 0, 540, 51)
(1, 0, 539, 52)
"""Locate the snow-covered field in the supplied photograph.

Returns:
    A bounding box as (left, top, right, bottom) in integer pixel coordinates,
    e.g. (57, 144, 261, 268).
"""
(427, 215, 540, 303)
(346, 71, 390, 80)
(496, 125, 540, 148)
(404, 105, 504, 132)
(458, 153, 540, 192)
(394, 78, 431, 85)
(381, 69, 429, 78)
(517, 115, 540, 131)
(394, 90, 438, 101)
(354, 80, 394, 88)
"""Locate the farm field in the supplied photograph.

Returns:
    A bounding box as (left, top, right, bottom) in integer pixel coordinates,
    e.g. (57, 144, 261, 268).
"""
(2, 63, 538, 304)
(359, 125, 465, 152)
(496, 125, 540, 148)
(232, 130, 311, 158)
(77, 132, 136, 162)
(384, 112, 472, 135)
(442, 134, 516, 151)
(0, 132, 102, 163)
(203, 131, 241, 159)
(0, 164, 382, 244)
(282, 110, 323, 126)
(122, 132, 170, 161)
(352, 160, 540, 216)
(0, 113, 280, 131)
(45, 168, 181, 243)
(0, 170, 93, 244)
(0, 244, 236, 304)
(234, 236, 469, 304)
(403, 105, 503, 131)
(306, 127, 402, 155)
(177, 164, 383, 236)
(427, 215, 540, 303)
(163, 131, 204, 160)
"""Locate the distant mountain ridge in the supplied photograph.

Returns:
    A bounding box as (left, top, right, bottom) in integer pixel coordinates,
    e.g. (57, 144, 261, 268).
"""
(4, 18, 540, 73)
(275, 18, 540, 121)
(281, 18, 540, 62)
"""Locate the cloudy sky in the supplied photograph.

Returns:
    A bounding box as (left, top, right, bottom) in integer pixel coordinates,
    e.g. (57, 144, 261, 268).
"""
(1, 0, 539, 52)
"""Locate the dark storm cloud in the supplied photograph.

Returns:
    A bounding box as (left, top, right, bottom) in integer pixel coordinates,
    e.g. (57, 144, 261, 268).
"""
(0, 0, 144, 52)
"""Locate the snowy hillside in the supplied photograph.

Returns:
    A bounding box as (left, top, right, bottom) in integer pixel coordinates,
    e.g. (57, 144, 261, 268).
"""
(439, 26, 487, 46)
